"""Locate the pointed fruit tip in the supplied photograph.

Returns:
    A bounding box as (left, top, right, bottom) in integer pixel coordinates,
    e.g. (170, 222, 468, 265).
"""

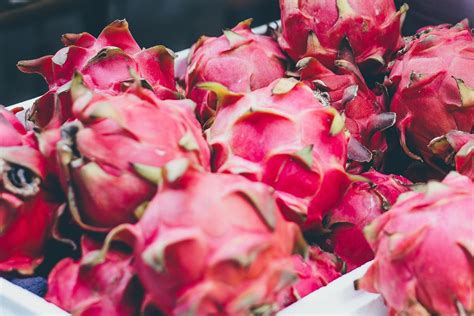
(272, 78, 300, 95)
(326, 107, 345, 136)
(133, 163, 164, 186)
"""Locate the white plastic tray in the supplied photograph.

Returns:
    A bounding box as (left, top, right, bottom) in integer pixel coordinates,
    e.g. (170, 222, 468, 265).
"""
(1, 23, 387, 316)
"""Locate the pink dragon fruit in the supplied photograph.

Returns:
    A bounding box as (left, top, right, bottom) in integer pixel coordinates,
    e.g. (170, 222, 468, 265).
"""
(297, 45, 396, 172)
(205, 78, 352, 229)
(323, 170, 411, 272)
(430, 130, 474, 180)
(17, 20, 177, 129)
(107, 162, 305, 315)
(279, 246, 342, 307)
(53, 75, 210, 232)
(46, 236, 142, 315)
(279, 0, 408, 72)
(386, 21, 474, 173)
(0, 108, 60, 274)
(355, 172, 474, 315)
(185, 19, 287, 125)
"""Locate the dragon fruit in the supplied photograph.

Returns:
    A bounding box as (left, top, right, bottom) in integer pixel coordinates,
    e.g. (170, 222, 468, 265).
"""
(355, 172, 474, 315)
(0, 108, 60, 274)
(386, 21, 474, 173)
(108, 162, 305, 315)
(46, 236, 142, 315)
(297, 46, 396, 172)
(323, 170, 411, 272)
(17, 20, 177, 129)
(430, 130, 474, 180)
(279, 246, 342, 307)
(185, 19, 287, 125)
(205, 78, 352, 229)
(54, 76, 210, 232)
(279, 0, 408, 72)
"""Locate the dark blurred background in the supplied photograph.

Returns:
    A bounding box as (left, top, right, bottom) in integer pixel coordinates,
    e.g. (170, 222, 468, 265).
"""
(0, 0, 279, 106)
(0, 0, 472, 106)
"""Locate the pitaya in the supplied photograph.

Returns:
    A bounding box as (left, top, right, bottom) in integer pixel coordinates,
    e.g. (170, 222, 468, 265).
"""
(0, 108, 60, 274)
(185, 19, 287, 125)
(355, 172, 474, 315)
(297, 46, 396, 172)
(430, 130, 474, 180)
(54, 76, 210, 232)
(279, 246, 342, 307)
(205, 78, 352, 229)
(106, 162, 305, 315)
(279, 0, 408, 72)
(17, 20, 177, 129)
(323, 170, 411, 272)
(46, 236, 142, 315)
(386, 21, 474, 173)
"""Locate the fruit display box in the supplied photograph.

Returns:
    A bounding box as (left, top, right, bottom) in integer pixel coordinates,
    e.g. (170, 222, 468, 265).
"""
(0, 22, 389, 316)
(1, 262, 386, 315)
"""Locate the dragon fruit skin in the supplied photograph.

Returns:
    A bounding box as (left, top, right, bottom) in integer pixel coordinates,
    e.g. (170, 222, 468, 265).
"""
(325, 170, 411, 272)
(127, 166, 304, 315)
(54, 78, 210, 232)
(46, 237, 142, 316)
(297, 53, 396, 173)
(279, 0, 408, 72)
(186, 19, 287, 125)
(387, 21, 474, 172)
(17, 20, 177, 129)
(0, 108, 60, 275)
(278, 246, 342, 307)
(430, 130, 474, 180)
(205, 78, 352, 229)
(355, 172, 474, 315)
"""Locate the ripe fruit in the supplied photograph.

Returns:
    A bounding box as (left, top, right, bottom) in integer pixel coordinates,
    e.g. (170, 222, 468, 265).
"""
(205, 78, 352, 229)
(279, 0, 408, 72)
(430, 130, 474, 180)
(0, 108, 60, 274)
(279, 246, 342, 307)
(323, 170, 411, 272)
(46, 237, 142, 316)
(186, 19, 287, 125)
(297, 46, 396, 172)
(55, 76, 210, 232)
(386, 21, 474, 172)
(356, 172, 474, 315)
(125, 163, 304, 315)
(17, 20, 177, 129)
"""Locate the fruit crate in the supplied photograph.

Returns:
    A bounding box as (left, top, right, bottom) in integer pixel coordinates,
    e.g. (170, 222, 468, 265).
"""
(0, 22, 389, 316)
(1, 262, 386, 315)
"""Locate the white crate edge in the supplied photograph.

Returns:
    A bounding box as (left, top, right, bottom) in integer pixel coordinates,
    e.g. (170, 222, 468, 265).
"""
(2, 21, 387, 316)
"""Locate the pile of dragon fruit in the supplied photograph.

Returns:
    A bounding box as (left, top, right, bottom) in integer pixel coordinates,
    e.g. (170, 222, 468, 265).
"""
(1, 0, 473, 315)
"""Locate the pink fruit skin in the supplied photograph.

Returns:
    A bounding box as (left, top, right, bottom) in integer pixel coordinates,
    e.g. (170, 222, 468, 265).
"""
(186, 19, 286, 125)
(131, 169, 303, 315)
(279, 246, 342, 307)
(430, 130, 474, 180)
(387, 21, 474, 171)
(0, 108, 59, 274)
(17, 20, 177, 129)
(326, 170, 411, 272)
(55, 82, 210, 232)
(454, 140, 474, 180)
(356, 172, 474, 315)
(46, 237, 141, 316)
(206, 79, 351, 229)
(279, 0, 407, 72)
(298, 56, 396, 173)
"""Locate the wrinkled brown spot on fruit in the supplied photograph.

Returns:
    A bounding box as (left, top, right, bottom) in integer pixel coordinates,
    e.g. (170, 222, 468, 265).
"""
(0, 160, 40, 198)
